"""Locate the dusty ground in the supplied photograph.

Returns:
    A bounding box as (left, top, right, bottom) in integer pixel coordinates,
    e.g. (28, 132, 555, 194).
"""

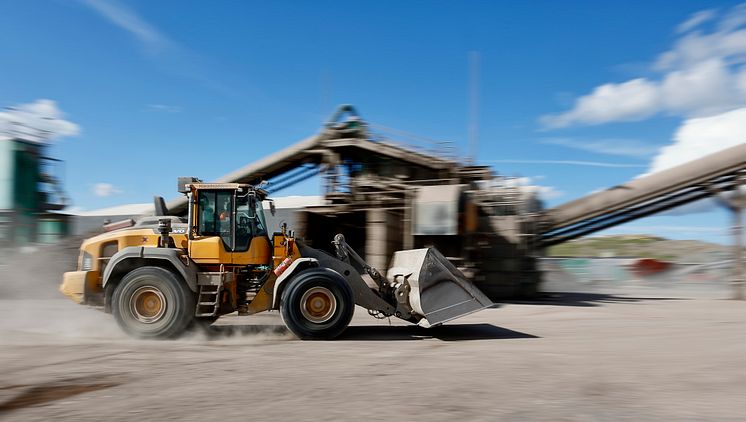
(1, 273, 746, 421)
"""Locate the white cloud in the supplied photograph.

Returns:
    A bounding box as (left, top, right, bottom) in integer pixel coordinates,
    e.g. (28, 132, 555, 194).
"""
(81, 0, 170, 53)
(147, 104, 182, 113)
(658, 59, 738, 115)
(541, 138, 660, 158)
(649, 107, 746, 173)
(505, 176, 564, 200)
(677, 9, 717, 33)
(92, 183, 122, 197)
(80, 0, 236, 99)
(536, 186, 564, 200)
(538, 3, 746, 218)
(0, 99, 80, 143)
(540, 79, 660, 127)
(541, 4, 746, 128)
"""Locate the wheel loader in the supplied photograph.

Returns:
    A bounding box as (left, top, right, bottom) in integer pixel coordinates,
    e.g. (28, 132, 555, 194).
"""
(60, 177, 493, 339)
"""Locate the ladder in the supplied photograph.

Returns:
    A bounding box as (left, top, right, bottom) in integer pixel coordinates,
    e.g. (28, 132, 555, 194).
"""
(195, 284, 222, 317)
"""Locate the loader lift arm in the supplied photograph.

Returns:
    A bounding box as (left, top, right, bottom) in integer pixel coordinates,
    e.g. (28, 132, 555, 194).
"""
(332, 234, 386, 289)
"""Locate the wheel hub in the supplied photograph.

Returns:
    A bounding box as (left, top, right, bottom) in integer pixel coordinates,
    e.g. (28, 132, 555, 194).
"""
(130, 286, 166, 323)
(300, 287, 336, 323)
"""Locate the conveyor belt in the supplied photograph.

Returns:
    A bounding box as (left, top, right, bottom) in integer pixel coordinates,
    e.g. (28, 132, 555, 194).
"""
(541, 143, 746, 246)
(166, 115, 461, 215)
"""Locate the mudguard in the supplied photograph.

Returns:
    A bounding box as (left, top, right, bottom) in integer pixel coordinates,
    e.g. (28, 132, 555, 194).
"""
(296, 243, 396, 315)
(271, 258, 319, 308)
(103, 246, 198, 292)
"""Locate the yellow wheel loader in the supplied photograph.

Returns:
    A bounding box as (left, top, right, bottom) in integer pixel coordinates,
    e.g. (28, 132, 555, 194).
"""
(60, 177, 493, 339)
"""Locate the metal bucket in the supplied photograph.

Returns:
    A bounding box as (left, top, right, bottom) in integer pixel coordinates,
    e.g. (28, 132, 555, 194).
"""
(386, 248, 493, 327)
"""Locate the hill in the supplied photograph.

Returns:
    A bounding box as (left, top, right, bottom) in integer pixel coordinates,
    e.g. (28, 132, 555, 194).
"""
(547, 235, 731, 263)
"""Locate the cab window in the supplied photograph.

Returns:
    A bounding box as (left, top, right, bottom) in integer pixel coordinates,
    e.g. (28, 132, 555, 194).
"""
(235, 192, 252, 251)
(255, 199, 268, 237)
(235, 193, 269, 251)
(198, 190, 233, 249)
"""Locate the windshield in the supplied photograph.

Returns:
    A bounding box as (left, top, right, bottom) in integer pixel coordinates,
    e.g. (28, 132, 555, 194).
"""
(197, 189, 268, 251)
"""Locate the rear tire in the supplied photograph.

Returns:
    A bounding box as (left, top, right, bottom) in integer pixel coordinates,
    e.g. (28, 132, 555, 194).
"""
(112, 267, 195, 339)
(280, 268, 354, 340)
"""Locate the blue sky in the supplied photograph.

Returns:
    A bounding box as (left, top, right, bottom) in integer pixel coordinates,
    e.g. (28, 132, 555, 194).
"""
(1, 0, 744, 243)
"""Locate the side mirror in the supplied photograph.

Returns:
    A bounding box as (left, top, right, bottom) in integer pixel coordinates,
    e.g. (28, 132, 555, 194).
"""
(269, 200, 276, 216)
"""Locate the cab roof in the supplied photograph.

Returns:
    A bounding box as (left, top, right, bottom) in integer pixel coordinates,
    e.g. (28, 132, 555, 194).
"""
(186, 182, 269, 200)
(189, 182, 251, 190)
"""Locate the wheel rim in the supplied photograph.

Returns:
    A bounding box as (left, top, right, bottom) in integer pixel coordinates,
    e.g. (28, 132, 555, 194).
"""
(130, 286, 167, 323)
(299, 287, 337, 323)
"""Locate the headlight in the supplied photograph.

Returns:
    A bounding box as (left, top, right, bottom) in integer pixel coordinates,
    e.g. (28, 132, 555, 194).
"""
(81, 251, 93, 271)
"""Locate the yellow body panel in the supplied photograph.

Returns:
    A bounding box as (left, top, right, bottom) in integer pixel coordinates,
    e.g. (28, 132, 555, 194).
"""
(272, 234, 301, 267)
(246, 276, 276, 314)
(189, 235, 272, 266)
(79, 228, 189, 271)
(65, 228, 190, 301)
(189, 236, 233, 265)
(232, 236, 272, 266)
(60, 270, 100, 304)
(247, 233, 300, 314)
(272, 234, 286, 267)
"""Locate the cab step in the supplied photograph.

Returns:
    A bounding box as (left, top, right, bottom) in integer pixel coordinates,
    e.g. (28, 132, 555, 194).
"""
(195, 284, 222, 317)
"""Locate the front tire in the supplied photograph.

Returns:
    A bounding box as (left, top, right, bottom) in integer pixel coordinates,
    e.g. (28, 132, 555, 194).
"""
(280, 268, 354, 340)
(112, 267, 195, 339)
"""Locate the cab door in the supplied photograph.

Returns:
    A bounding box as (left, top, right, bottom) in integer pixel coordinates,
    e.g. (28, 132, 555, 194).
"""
(188, 189, 235, 265)
(231, 191, 271, 266)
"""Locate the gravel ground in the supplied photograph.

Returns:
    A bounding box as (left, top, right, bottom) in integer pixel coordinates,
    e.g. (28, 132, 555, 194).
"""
(2, 271, 746, 421)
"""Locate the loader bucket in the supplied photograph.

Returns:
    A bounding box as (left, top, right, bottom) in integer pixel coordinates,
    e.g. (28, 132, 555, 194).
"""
(386, 248, 493, 327)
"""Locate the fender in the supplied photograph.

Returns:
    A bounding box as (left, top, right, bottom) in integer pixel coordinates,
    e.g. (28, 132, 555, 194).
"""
(269, 254, 396, 315)
(271, 258, 319, 308)
(103, 246, 198, 292)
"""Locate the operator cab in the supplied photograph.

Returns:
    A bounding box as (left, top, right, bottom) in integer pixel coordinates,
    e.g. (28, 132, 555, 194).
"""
(195, 187, 268, 251)
(178, 177, 272, 266)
